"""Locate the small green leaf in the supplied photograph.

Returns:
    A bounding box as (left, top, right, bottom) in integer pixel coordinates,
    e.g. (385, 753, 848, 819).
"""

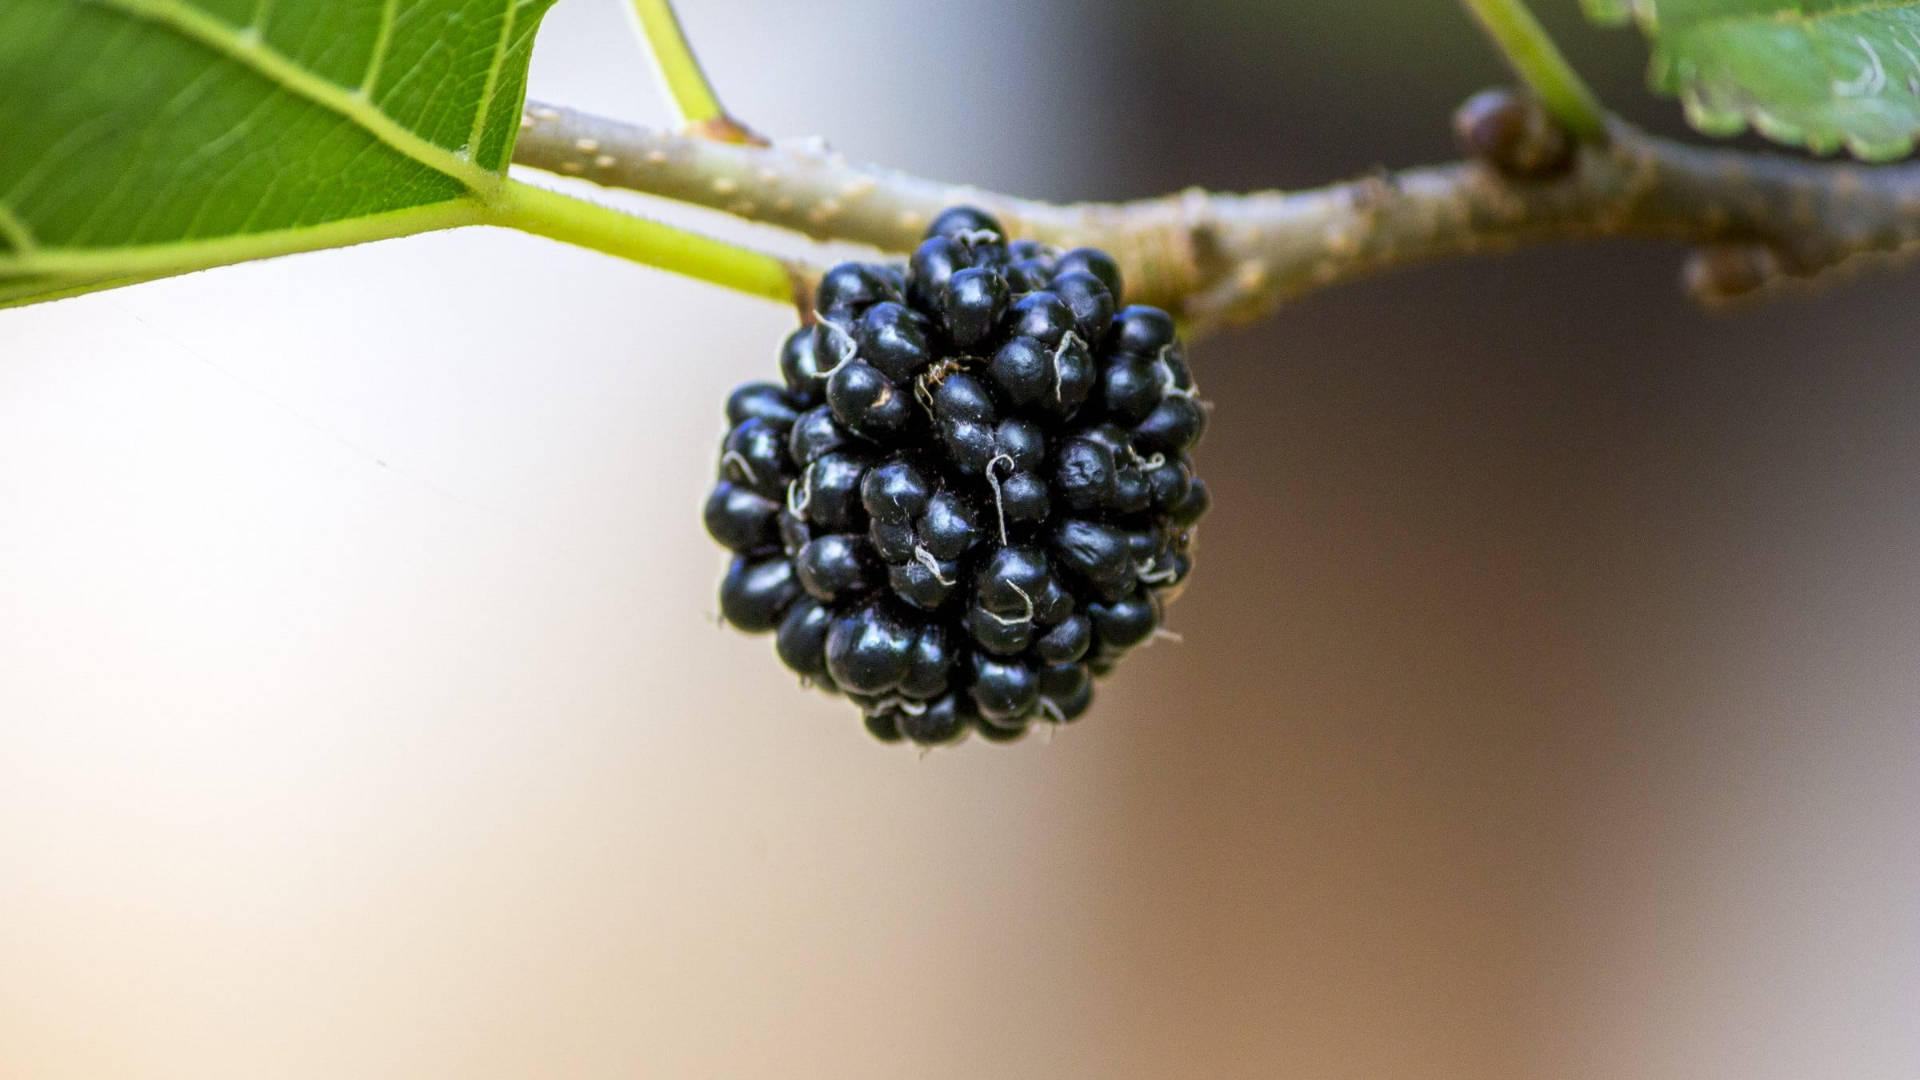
(0, 0, 558, 306)
(1584, 0, 1920, 159)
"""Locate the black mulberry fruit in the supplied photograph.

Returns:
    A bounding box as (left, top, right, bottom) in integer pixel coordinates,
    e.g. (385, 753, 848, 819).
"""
(703, 207, 1208, 746)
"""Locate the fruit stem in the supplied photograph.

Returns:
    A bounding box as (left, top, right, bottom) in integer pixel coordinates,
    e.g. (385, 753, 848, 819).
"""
(625, 0, 764, 144)
(1458, 0, 1608, 142)
(486, 179, 801, 303)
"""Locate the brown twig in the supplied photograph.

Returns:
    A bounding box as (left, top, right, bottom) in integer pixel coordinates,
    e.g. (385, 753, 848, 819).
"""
(514, 92, 1920, 330)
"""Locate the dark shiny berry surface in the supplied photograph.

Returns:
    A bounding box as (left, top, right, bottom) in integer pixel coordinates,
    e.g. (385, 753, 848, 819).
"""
(703, 207, 1210, 746)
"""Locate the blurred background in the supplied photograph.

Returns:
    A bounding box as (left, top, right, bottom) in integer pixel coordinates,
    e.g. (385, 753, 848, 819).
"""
(4, 1, 1919, 1077)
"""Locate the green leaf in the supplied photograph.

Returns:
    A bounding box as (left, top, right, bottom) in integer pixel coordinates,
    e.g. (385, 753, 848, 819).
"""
(0, 0, 559, 306)
(1583, 0, 1920, 160)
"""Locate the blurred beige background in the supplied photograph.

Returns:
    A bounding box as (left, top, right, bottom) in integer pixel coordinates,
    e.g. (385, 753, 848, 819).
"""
(3, 1, 1918, 1077)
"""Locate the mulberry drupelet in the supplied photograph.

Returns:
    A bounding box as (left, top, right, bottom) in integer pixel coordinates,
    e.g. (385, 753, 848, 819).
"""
(704, 207, 1209, 746)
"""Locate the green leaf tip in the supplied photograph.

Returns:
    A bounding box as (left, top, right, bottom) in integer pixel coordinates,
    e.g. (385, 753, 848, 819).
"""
(1585, 0, 1920, 160)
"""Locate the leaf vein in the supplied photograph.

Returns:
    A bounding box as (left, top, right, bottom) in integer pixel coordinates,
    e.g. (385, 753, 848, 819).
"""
(359, 0, 399, 96)
(466, 0, 522, 158)
(246, 0, 276, 36)
(84, 0, 500, 192)
(0, 202, 40, 253)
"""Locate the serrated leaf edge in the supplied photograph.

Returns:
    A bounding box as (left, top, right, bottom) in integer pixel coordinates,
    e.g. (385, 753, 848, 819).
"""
(1589, 0, 1920, 160)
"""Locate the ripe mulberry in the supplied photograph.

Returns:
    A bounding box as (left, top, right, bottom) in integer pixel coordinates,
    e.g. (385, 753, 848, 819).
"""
(704, 207, 1208, 746)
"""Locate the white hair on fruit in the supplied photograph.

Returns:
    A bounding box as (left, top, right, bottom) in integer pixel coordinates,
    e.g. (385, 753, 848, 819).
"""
(978, 578, 1034, 627)
(984, 452, 1017, 544)
(721, 449, 757, 485)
